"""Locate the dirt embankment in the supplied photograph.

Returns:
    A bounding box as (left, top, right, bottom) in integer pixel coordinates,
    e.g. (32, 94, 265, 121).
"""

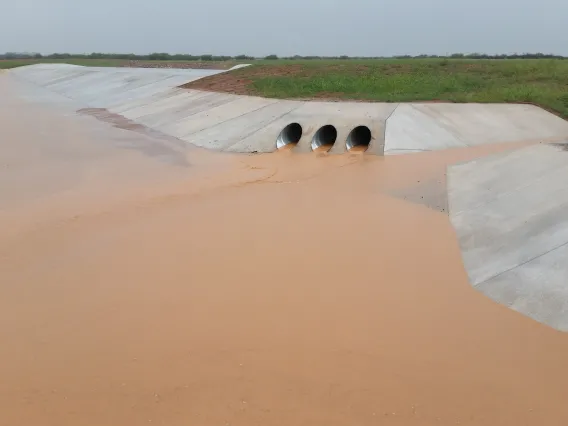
(180, 64, 304, 95)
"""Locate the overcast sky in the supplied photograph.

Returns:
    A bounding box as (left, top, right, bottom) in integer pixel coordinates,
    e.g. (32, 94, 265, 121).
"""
(2, 0, 568, 57)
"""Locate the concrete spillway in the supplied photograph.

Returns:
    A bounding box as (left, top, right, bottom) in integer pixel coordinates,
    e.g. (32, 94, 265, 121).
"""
(9, 64, 568, 155)
(5, 64, 568, 332)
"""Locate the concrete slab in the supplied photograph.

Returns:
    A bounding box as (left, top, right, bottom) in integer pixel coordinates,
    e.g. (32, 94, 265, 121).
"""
(121, 90, 238, 130)
(448, 142, 568, 331)
(176, 95, 283, 137)
(10, 64, 224, 107)
(185, 100, 300, 152)
(386, 103, 568, 154)
(151, 92, 244, 132)
(42, 69, 98, 89)
(116, 90, 206, 121)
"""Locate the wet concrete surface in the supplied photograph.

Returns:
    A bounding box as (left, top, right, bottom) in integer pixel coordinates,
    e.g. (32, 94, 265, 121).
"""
(2, 74, 568, 426)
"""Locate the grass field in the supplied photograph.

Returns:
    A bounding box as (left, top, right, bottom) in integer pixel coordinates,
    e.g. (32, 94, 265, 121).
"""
(3, 58, 568, 119)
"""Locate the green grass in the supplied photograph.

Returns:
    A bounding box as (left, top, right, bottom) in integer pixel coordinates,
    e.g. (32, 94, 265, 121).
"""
(227, 59, 568, 119)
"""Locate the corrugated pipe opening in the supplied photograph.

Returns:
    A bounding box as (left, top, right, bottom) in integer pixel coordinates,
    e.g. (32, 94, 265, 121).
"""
(311, 125, 337, 151)
(346, 126, 372, 151)
(276, 123, 303, 149)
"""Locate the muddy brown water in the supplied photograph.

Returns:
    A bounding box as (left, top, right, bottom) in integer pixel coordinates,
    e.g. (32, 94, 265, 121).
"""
(1, 76, 568, 426)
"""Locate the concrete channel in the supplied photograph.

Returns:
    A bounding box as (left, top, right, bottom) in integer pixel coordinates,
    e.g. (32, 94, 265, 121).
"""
(8, 64, 568, 332)
(9, 64, 568, 155)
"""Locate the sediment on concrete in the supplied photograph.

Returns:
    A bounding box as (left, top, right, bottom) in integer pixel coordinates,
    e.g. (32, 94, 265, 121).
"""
(8, 64, 568, 155)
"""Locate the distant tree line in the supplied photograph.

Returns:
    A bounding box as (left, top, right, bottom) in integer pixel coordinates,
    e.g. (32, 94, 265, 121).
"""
(1, 52, 567, 61)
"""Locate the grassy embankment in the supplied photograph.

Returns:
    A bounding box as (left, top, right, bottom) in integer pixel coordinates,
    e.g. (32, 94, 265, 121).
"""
(3, 58, 568, 118)
(188, 59, 568, 119)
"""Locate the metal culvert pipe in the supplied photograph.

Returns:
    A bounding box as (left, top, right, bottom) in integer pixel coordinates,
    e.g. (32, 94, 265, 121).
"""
(346, 126, 372, 151)
(276, 123, 303, 149)
(311, 125, 338, 151)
